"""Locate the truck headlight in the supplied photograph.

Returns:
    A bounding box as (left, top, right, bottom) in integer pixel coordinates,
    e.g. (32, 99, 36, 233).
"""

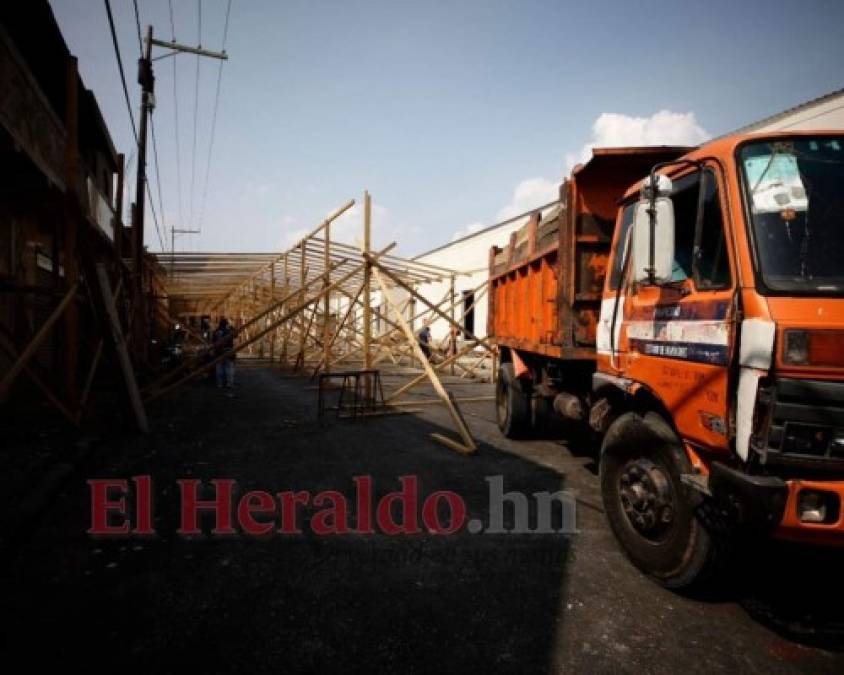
(782, 329, 844, 367)
(783, 330, 809, 365)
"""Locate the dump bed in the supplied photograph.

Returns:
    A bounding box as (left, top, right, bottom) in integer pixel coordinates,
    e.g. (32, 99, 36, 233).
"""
(488, 146, 692, 360)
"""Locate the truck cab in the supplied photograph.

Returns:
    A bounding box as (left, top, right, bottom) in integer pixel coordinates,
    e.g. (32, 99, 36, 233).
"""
(490, 131, 844, 586)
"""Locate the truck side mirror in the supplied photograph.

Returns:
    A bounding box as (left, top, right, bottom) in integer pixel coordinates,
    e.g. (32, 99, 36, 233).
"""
(630, 176, 675, 284)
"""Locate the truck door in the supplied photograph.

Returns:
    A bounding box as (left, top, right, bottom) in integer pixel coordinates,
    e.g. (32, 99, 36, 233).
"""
(620, 167, 736, 451)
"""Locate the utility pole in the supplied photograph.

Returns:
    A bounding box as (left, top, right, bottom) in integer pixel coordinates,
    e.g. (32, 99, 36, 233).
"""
(133, 25, 228, 353)
(170, 228, 201, 276)
(134, 25, 153, 313)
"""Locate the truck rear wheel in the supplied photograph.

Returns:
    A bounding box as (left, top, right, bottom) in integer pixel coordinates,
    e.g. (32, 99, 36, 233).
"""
(600, 411, 724, 589)
(496, 362, 530, 438)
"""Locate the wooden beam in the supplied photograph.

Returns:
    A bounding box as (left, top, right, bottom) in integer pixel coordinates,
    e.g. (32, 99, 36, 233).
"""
(0, 281, 78, 397)
(372, 267, 476, 454)
(146, 244, 397, 401)
(96, 264, 148, 433)
(63, 55, 80, 403)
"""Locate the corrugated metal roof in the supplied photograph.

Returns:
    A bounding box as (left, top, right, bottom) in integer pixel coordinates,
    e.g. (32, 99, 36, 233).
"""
(728, 87, 844, 135)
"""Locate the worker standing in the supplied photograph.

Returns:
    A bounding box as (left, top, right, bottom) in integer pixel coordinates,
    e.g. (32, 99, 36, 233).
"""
(417, 322, 432, 360)
(213, 317, 236, 390)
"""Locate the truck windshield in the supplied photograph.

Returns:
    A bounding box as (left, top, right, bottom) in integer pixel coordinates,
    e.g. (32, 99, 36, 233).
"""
(739, 136, 844, 294)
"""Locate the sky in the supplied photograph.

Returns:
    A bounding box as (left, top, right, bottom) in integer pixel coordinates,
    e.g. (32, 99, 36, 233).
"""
(49, 0, 844, 256)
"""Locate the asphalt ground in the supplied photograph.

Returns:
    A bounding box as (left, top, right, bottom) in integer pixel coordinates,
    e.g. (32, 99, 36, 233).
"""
(2, 364, 843, 673)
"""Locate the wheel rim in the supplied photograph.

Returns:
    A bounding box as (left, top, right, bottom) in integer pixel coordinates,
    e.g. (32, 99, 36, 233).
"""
(618, 457, 676, 542)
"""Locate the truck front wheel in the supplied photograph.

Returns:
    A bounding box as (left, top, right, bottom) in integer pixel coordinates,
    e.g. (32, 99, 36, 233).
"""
(496, 362, 530, 438)
(600, 412, 725, 589)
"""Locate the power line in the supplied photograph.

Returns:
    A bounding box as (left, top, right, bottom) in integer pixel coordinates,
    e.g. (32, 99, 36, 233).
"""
(131, 0, 143, 55)
(189, 0, 202, 228)
(197, 0, 232, 232)
(103, 0, 137, 143)
(169, 0, 184, 231)
(150, 114, 168, 251)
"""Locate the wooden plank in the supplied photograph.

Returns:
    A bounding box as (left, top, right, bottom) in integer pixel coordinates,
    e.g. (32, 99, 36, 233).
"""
(430, 433, 475, 455)
(372, 267, 476, 454)
(0, 331, 78, 426)
(0, 281, 78, 397)
(146, 244, 397, 401)
(388, 396, 494, 407)
(362, 191, 372, 397)
(96, 264, 149, 433)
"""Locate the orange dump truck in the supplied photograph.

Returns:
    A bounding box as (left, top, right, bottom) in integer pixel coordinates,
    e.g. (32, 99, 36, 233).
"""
(489, 132, 844, 587)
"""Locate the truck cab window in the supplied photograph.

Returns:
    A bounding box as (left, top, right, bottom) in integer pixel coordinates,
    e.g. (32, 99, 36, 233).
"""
(669, 173, 700, 282)
(608, 204, 635, 290)
(694, 170, 730, 288)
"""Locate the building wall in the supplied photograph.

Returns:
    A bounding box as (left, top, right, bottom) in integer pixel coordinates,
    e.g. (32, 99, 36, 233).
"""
(411, 202, 558, 344)
(746, 92, 844, 133)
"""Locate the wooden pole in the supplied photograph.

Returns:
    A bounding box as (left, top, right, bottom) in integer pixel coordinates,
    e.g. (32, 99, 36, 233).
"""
(63, 55, 80, 404)
(282, 252, 289, 365)
(323, 220, 331, 373)
(114, 153, 125, 262)
(269, 262, 276, 361)
(96, 264, 148, 432)
(298, 240, 306, 364)
(0, 282, 79, 397)
(146, 243, 397, 399)
(372, 267, 476, 454)
(449, 273, 456, 376)
(362, 191, 373, 398)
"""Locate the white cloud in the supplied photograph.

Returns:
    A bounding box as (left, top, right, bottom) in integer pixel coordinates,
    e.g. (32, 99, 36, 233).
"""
(451, 221, 485, 242)
(495, 177, 560, 222)
(449, 109, 709, 243)
(565, 110, 710, 169)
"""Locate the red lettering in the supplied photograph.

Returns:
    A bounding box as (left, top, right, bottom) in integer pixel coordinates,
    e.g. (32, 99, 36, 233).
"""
(178, 479, 236, 535)
(133, 475, 155, 534)
(277, 490, 310, 534)
(376, 476, 420, 535)
(311, 490, 350, 534)
(237, 490, 276, 535)
(353, 475, 373, 534)
(87, 479, 130, 535)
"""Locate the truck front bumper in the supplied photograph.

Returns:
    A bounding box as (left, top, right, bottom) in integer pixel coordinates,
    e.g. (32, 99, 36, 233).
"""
(777, 478, 844, 545)
(709, 462, 844, 544)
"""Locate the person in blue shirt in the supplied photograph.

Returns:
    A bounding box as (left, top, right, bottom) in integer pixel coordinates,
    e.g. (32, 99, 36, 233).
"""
(212, 317, 236, 389)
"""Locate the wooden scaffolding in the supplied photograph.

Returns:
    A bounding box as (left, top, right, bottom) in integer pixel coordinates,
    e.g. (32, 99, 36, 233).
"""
(150, 193, 496, 454)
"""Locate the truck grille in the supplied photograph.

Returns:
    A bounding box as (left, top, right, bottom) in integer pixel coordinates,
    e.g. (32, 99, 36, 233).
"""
(765, 378, 844, 468)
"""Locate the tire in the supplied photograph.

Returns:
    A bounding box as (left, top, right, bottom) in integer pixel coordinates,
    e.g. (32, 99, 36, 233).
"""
(600, 411, 726, 589)
(496, 362, 530, 438)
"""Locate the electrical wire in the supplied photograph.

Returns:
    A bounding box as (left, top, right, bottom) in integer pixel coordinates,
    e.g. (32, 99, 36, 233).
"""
(103, 0, 137, 143)
(189, 0, 202, 230)
(197, 0, 232, 233)
(131, 0, 143, 55)
(169, 0, 185, 234)
(150, 114, 168, 251)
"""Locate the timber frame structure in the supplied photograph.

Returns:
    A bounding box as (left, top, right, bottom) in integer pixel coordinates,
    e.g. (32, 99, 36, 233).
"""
(152, 193, 495, 454)
(1, 3, 494, 451)
(0, 3, 167, 432)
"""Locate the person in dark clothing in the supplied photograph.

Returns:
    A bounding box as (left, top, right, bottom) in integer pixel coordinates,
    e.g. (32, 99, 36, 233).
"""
(417, 323, 432, 360)
(213, 317, 236, 389)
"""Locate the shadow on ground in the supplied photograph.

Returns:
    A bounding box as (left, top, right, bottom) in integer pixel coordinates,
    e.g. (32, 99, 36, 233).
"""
(1, 366, 574, 672)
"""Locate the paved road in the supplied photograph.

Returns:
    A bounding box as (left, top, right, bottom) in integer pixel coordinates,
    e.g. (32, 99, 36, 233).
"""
(2, 366, 842, 672)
